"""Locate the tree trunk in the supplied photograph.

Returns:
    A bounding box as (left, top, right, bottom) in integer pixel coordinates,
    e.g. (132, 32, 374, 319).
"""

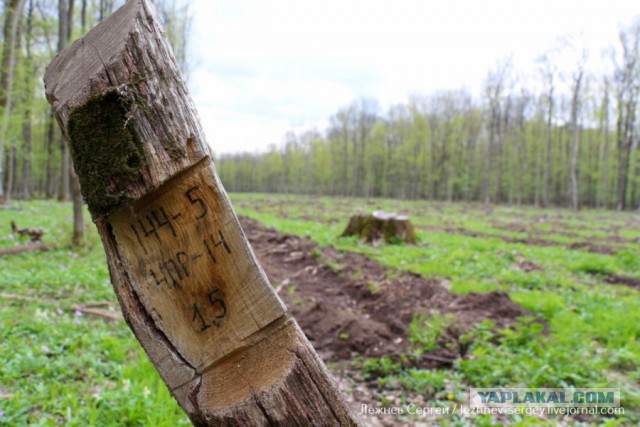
(543, 89, 553, 207)
(44, 1, 360, 425)
(45, 113, 57, 198)
(0, 0, 28, 200)
(81, 0, 87, 32)
(57, 0, 71, 202)
(598, 79, 611, 208)
(21, 0, 34, 199)
(71, 165, 84, 245)
(341, 211, 417, 245)
(58, 0, 83, 243)
(6, 145, 15, 200)
(569, 67, 584, 211)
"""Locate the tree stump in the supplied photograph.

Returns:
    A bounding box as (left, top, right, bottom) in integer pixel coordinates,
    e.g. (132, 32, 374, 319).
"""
(341, 211, 417, 245)
(43, 1, 361, 425)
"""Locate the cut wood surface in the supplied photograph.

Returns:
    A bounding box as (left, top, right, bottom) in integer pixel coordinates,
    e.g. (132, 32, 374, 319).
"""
(44, 1, 361, 425)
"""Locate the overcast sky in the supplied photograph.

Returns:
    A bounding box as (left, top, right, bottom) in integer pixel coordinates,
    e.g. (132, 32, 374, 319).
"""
(188, 0, 639, 155)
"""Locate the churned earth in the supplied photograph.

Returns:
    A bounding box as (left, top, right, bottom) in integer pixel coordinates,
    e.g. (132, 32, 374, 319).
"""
(239, 215, 534, 425)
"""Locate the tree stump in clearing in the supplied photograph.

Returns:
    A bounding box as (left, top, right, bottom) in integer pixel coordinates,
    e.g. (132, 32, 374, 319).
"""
(341, 211, 417, 245)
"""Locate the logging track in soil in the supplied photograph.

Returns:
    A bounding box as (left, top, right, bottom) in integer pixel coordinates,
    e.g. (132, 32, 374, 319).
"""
(239, 216, 532, 365)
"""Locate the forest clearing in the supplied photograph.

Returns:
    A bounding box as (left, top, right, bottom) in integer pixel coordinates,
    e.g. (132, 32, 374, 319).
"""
(1, 195, 638, 425)
(1, 0, 640, 425)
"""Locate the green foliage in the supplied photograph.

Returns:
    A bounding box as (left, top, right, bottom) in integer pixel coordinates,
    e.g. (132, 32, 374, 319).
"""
(455, 317, 602, 388)
(217, 76, 640, 210)
(3, 196, 639, 425)
(233, 193, 640, 424)
(409, 312, 456, 352)
(361, 356, 403, 379)
(398, 369, 447, 397)
(0, 201, 189, 425)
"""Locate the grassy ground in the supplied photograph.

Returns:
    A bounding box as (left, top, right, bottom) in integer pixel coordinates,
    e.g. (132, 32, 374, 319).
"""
(0, 201, 190, 426)
(1, 196, 638, 425)
(231, 193, 640, 425)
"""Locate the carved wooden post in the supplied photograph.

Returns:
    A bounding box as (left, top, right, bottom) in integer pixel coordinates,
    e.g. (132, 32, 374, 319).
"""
(44, 1, 361, 425)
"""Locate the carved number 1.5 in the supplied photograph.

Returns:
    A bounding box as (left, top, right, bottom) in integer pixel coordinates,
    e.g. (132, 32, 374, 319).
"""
(191, 289, 227, 331)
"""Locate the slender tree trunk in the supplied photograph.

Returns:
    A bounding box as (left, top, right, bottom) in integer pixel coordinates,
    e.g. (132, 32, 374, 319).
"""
(45, 114, 57, 198)
(57, 0, 70, 201)
(569, 68, 584, 211)
(71, 166, 84, 245)
(7, 145, 15, 199)
(342, 126, 348, 196)
(81, 0, 87, 32)
(533, 121, 542, 207)
(0, 0, 28, 200)
(482, 112, 495, 204)
(543, 89, 553, 207)
(598, 80, 611, 208)
(613, 22, 640, 211)
(494, 97, 508, 204)
(21, 0, 34, 199)
(58, 0, 84, 243)
(45, 1, 361, 424)
(517, 100, 527, 206)
(615, 94, 636, 211)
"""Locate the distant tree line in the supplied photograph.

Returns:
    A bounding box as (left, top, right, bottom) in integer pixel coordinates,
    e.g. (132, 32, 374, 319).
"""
(0, 0, 191, 204)
(218, 19, 640, 210)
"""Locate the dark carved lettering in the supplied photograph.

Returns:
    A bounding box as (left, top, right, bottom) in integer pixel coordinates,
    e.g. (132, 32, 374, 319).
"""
(185, 186, 208, 219)
(150, 268, 168, 287)
(204, 230, 231, 263)
(191, 303, 211, 331)
(208, 289, 227, 320)
(137, 215, 160, 242)
(131, 224, 148, 254)
(191, 288, 227, 332)
(152, 207, 177, 237)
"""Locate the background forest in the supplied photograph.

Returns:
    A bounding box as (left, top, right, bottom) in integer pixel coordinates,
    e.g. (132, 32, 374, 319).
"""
(217, 20, 640, 211)
(0, 0, 189, 205)
(1, 1, 640, 211)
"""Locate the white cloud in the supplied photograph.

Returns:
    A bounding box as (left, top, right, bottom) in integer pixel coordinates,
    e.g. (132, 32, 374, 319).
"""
(188, 0, 639, 154)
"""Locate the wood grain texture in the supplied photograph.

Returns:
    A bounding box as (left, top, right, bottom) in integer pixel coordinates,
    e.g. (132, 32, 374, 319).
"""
(44, 1, 361, 425)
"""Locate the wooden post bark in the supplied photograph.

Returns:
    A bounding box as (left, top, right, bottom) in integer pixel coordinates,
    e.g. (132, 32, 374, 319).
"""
(44, 1, 361, 425)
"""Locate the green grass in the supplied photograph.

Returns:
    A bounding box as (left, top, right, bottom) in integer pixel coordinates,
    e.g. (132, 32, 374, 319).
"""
(0, 200, 189, 426)
(232, 193, 640, 425)
(2, 195, 639, 425)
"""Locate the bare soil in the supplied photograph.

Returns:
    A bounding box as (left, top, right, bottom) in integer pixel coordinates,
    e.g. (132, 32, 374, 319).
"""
(238, 216, 549, 426)
(605, 274, 640, 289)
(240, 216, 531, 365)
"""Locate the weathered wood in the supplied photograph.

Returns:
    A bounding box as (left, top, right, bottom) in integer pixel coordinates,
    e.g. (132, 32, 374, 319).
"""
(341, 211, 417, 245)
(44, 1, 361, 425)
(0, 242, 50, 256)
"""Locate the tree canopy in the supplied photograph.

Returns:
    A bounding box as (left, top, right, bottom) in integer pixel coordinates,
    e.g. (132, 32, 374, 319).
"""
(0, 0, 191, 203)
(217, 19, 640, 210)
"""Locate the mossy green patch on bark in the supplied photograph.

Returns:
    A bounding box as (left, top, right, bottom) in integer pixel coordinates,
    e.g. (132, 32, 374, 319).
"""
(67, 90, 145, 219)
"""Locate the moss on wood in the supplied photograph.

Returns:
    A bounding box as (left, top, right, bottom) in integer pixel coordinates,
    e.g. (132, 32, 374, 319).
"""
(67, 90, 145, 219)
